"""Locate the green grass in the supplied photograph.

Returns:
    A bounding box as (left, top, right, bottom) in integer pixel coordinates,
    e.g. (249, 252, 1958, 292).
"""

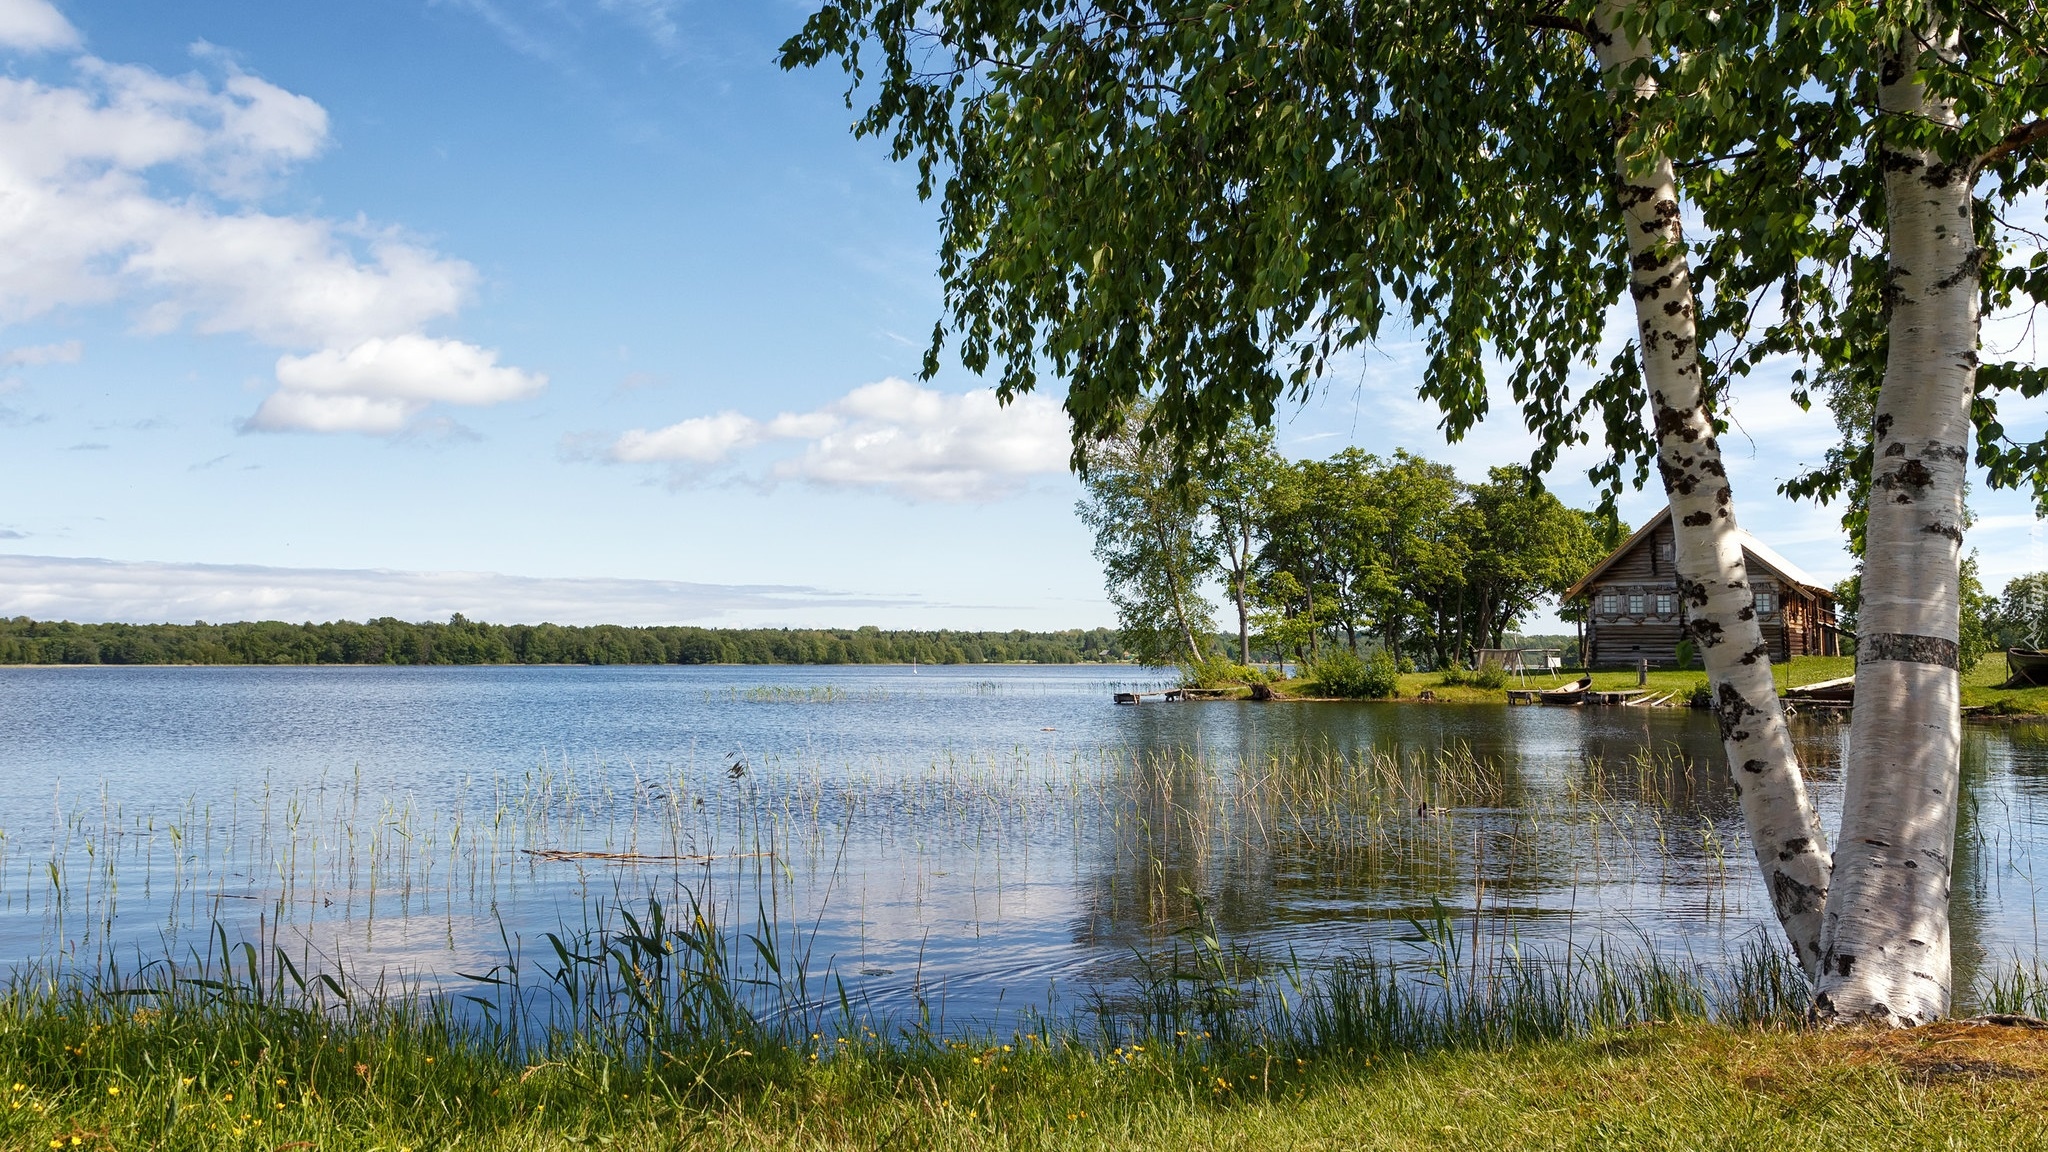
(9, 1005, 2048, 1150)
(1962, 651, 2048, 715)
(1244, 657, 1858, 706)
(6, 888, 2034, 1151)
(0, 887, 1832, 1152)
(1243, 654, 2048, 717)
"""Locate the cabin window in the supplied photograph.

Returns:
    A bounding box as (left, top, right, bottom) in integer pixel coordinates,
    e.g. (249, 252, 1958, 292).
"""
(1753, 589, 1773, 615)
(1656, 594, 1673, 616)
(1653, 542, 1673, 572)
(1602, 592, 1621, 615)
(1628, 593, 1645, 615)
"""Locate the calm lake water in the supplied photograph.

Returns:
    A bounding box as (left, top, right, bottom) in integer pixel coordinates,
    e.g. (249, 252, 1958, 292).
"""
(2, 663, 2045, 1028)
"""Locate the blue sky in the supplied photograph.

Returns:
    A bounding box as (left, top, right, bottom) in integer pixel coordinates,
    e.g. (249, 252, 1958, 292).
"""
(0, 0, 2040, 630)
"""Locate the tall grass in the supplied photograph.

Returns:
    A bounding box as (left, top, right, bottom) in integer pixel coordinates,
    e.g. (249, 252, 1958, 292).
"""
(0, 735, 2033, 1066)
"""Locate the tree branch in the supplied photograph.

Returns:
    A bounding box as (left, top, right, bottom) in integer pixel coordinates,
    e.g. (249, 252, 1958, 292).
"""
(1523, 13, 1593, 37)
(1980, 117, 2048, 171)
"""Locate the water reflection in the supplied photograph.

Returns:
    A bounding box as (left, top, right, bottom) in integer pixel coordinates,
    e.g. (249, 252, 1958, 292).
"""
(0, 665, 2043, 1024)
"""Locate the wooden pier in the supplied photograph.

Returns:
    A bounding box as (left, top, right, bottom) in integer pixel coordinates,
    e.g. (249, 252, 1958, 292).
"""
(1509, 682, 1677, 708)
(1113, 689, 1186, 705)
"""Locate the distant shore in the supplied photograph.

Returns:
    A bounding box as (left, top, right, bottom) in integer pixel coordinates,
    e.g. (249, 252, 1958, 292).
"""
(0, 618, 1134, 667)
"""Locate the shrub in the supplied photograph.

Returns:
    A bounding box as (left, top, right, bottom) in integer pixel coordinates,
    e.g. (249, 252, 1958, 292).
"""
(1470, 658, 1508, 690)
(1185, 655, 1268, 689)
(1310, 648, 1399, 698)
(1687, 680, 1714, 709)
(1438, 665, 1470, 687)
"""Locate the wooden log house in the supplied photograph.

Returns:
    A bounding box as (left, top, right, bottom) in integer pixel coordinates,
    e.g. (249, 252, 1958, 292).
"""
(1562, 508, 1841, 669)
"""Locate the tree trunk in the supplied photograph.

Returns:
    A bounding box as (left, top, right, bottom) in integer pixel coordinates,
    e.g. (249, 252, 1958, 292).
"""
(1455, 585, 1467, 667)
(1236, 520, 1252, 665)
(1481, 594, 1498, 649)
(1154, 521, 1205, 666)
(1592, 2, 1833, 973)
(1813, 22, 1976, 1026)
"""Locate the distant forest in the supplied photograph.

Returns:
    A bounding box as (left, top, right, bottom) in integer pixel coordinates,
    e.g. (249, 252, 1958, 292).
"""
(0, 616, 1133, 666)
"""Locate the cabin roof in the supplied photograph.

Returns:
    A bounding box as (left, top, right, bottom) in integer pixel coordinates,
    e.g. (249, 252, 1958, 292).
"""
(1562, 507, 1833, 602)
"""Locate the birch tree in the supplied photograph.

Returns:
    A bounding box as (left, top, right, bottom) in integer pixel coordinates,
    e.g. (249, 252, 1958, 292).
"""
(1581, 1, 1833, 972)
(1662, 0, 2048, 1024)
(1807, 3, 2045, 1027)
(781, 0, 2048, 1021)
(782, 0, 1833, 967)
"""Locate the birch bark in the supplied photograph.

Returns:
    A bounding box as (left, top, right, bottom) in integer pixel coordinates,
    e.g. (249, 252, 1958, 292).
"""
(1591, 2, 1834, 973)
(1813, 21, 1976, 1026)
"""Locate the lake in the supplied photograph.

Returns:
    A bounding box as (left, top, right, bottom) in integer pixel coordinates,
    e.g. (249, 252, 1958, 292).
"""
(2, 663, 2044, 1031)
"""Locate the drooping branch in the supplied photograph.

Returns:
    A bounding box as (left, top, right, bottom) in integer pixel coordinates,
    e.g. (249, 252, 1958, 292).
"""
(1979, 117, 2048, 171)
(1523, 13, 1594, 37)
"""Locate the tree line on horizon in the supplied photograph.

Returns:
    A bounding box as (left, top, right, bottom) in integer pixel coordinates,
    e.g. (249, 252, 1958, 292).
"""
(0, 617, 1132, 667)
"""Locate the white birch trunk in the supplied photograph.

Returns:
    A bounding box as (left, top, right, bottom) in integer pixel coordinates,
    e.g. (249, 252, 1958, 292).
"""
(1813, 22, 1977, 1027)
(1592, 4, 1834, 973)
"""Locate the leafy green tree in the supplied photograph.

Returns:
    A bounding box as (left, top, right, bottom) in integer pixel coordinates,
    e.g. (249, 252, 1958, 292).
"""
(1990, 573, 2048, 650)
(1364, 451, 1464, 657)
(782, 0, 2048, 1022)
(781, 0, 1834, 981)
(1459, 469, 1608, 652)
(1201, 421, 1284, 664)
(1077, 425, 1217, 667)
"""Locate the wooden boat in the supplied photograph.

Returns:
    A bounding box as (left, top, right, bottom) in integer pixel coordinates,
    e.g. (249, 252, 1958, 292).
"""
(1783, 675, 1854, 705)
(2009, 648, 2048, 687)
(1538, 676, 1592, 706)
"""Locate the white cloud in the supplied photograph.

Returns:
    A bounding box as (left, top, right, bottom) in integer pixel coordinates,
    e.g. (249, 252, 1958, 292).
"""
(0, 0, 78, 53)
(242, 390, 419, 436)
(612, 409, 760, 463)
(247, 336, 546, 432)
(0, 553, 917, 626)
(3, 338, 78, 364)
(609, 379, 1072, 501)
(0, 43, 539, 434)
(779, 380, 1070, 500)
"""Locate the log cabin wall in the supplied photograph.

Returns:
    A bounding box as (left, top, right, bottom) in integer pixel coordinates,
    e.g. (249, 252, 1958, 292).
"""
(1571, 513, 1840, 669)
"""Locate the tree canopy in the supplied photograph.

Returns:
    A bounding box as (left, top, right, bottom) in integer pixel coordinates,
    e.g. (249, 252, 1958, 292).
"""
(1077, 432, 1610, 671)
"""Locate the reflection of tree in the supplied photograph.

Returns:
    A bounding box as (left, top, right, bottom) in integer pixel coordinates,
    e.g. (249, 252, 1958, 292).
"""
(1067, 729, 1551, 969)
(1949, 730, 1995, 1004)
(1067, 707, 2041, 1012)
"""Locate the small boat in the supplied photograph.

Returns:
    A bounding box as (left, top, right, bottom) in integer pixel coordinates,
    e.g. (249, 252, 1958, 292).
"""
(1783, 675, 1855, 704)
(2008, 648, 2048, 687)
(1539, 676, 1592, 706)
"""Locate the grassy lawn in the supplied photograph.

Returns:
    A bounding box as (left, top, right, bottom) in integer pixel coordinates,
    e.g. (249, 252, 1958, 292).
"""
(8, 1014, 2048, 1151)
(1252, 656, 1857, 707)
(1962, 651, 2048, 714)
(1245, 654, 2048, 718)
